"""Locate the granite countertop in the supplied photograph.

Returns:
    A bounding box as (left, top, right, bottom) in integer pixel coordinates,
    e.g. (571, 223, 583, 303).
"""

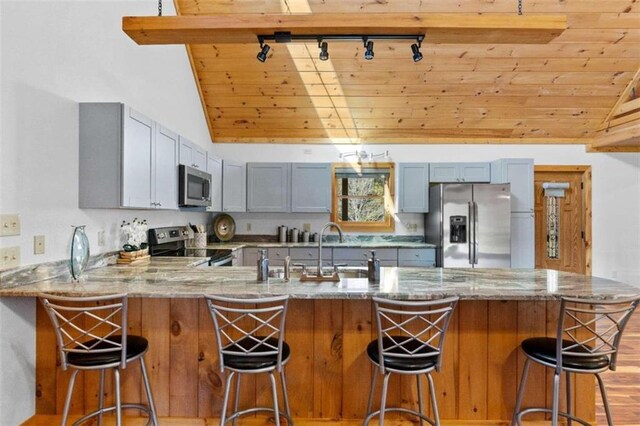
(1, 257, 638, 301)
(190, 242, 437, 251)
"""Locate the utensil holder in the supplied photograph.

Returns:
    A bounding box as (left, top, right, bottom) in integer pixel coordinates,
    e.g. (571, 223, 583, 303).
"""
(194, 232, 207, 248)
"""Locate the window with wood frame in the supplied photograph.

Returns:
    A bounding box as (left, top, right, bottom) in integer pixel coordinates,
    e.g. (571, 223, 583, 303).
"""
(331, 163, 395, 232)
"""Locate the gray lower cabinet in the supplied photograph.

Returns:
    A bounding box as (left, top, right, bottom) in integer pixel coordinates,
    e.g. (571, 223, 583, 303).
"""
(206, 154, 223, 212)
(491, 158, 534, 213)
(398, 163, 430, 213)
(291, 163, 331, 213)
(247, 163, 291, 213)
(290, 247, 332, 267)
(398, 248, 436, 267)
(243, 247, 260, 267)
(152, 125, 179, 210)
(430, 162, 491, 183)
(511, 212, 535, 268)
(222, 161, 246, 212)
(80, 103, 177, 210)
(333, 248, 398, 267)
(268, 248, 289, 266)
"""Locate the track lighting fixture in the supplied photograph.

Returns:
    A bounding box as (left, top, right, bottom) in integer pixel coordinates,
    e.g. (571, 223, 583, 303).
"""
(319, 41, 329, 61)
(255, 34, 425, 62)
(364, 39, 375, 60)
(256, 43, 271, 62)
(411, 43, 423, 62)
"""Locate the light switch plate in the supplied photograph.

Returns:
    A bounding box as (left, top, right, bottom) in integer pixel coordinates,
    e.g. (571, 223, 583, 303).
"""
(0, 214, 21, 236)
(97, 230, 106, 247)
(0, 246, 20, 270)
(34, 235, 45, 254)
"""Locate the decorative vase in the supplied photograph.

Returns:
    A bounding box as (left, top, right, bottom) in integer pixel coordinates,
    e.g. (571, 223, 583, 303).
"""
(69, 225, 90, 280)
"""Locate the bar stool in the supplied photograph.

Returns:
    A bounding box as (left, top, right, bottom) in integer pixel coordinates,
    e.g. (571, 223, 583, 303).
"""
(39, 293, 158, 426)
(512, 295, 640, 426)
(205, 294, 293, 425)
(363, 296, 459, 426)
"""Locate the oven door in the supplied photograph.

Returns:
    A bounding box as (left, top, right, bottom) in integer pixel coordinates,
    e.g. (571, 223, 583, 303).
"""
(179, 164, 212, 207)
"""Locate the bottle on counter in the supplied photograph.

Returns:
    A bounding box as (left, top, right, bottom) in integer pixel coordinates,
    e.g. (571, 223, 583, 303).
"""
(257, 249, 269, 282)
(367, 250, 380, 283)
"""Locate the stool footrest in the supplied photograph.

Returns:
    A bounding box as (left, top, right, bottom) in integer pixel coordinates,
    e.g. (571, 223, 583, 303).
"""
(224, 407, 294, 425)
(363, 407, 436, 426)
(72, 403, 153, 426)
(515, 407, 592, 426)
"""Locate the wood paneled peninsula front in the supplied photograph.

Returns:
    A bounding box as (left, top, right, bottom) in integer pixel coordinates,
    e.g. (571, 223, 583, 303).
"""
(4, 258, 638, 424)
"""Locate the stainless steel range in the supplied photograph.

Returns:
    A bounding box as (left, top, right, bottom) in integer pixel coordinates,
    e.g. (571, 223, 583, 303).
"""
(148, 226, 233, 267)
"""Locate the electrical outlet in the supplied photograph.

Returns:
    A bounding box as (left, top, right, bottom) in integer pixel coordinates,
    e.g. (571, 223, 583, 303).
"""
(303, 223, 311, 232)
(246, 223, 252, 231)
(0, 246, 20, 270)
(97, 230, 106, 247)
(303, 149, 313, 155)
(0, 214, 21, 236)
(34, 235, 45, 255)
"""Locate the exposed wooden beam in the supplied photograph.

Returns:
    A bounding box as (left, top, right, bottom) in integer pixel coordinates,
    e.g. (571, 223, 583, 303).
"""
(122, 14, 567, 46)
(601, 67, 640, 123)
(593, 119, 640, 150)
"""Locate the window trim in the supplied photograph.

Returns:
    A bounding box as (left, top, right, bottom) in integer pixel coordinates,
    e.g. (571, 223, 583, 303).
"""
(330, 162, 395, 233)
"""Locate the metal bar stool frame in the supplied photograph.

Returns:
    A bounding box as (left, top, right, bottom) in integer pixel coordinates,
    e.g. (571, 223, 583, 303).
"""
(363, 296, 459, 426)
(205, 294, 293, 426)
(512, 295, 640, 426)
(39, 293, 158, 426)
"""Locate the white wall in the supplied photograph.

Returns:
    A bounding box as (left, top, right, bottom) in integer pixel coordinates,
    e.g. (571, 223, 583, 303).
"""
(214, 144, 640, 284)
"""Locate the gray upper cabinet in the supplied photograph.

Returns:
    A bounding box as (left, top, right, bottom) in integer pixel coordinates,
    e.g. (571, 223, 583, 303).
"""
(206, 154, 223, 213)
(491, 158, 534, 212)
(247, 163, 291, 213)
(430, 162, 490, 183)
(291, 163, 331, 213)
(222, 161, 246, 212)
(398, 163, 429, 213)
(80, 103, 171, 210)
(178, 136, 206, 170)
(152, 125, 179, 210)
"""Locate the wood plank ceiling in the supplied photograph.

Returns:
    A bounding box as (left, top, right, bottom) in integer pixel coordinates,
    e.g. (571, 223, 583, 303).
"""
(173, 0, 640, 147)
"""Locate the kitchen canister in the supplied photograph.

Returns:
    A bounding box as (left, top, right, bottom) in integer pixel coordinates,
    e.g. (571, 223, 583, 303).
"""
(194, 232, 207, 257)
(302, 230, 310, 243)
(290, 228, 299, 243)
(278, 225, 288, 243)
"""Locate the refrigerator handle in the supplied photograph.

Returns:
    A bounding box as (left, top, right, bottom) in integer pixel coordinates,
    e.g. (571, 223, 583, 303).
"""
(468, 201, 474, 265)
(473, 201, 479, 264)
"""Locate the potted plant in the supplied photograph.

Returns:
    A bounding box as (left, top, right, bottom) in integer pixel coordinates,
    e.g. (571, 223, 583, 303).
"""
(119, 218, 148, 259)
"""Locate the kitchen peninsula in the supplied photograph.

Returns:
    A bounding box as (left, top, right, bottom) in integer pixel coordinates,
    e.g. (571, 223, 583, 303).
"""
(3, 258, 639, 424)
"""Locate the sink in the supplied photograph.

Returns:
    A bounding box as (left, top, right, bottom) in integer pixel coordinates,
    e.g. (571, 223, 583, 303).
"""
(268, 267, 368, 280)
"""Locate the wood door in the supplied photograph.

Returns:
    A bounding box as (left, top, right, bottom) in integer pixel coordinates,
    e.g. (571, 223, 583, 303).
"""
(534, 168, 587, 274)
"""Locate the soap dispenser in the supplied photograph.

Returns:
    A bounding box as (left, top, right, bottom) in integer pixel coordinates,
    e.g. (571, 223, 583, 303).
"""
(257, 249, 269, 282)
(367, 250, 380, 283)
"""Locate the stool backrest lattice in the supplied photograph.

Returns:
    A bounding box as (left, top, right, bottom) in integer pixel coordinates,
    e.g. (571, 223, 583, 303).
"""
(39, 293, 128, 370)
(373, 296, 459, 374)
(558, 296, 640, 371)
(205, 295, 289, 372)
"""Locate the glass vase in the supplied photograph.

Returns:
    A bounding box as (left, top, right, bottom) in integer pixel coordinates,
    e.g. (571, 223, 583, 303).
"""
(69, 225, 90, 280)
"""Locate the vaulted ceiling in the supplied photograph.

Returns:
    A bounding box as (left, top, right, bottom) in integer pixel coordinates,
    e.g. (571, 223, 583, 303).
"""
(170, 0, 640, 148)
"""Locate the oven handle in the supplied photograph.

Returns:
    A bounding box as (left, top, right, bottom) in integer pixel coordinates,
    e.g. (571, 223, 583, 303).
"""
(208, 255, 234, 267)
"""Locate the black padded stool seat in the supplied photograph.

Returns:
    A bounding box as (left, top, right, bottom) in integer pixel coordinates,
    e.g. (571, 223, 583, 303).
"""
(367, 336, 438, 371)
(522, 337, 610, 370)
(67, 335, 149, 367)
(224, 337, 291, 370)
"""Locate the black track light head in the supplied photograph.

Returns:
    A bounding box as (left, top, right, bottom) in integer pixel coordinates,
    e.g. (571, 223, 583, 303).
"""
(319, 41, 329, 61)
(256, 44, 271, 62)
(364, 40, 374, 61)
(411, 43, 423, 62)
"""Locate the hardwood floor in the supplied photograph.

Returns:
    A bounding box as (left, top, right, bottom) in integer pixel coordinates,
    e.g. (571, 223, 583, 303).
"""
(596, 308, 640, 426)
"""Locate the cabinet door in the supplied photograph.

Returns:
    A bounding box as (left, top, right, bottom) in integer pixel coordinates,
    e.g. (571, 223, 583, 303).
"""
(243, 247, 260, 266)
(398, 248, 436, 266)
(206, 154, 223, 212)
(152, 125, 178, 210)
(247, 163, 290, 213)
(459, 163, 491, 182)
(291, 163, 331, 213)
(192, 146, 207, 170)
(178, 136, 193, 167)
(511, 212, 535, 268)
(222, 161, 246, 212)
(398, 163, 429, 213)
(122, 107, 153, 208)
(429, 163, 459, 183)
(491, 159, 534, 212)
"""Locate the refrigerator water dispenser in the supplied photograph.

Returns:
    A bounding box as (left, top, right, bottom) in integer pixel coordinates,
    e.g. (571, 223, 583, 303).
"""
(450, 216, 467, 243)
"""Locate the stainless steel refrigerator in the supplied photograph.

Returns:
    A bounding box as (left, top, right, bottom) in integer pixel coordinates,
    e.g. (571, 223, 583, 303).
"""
(425, 184, 511, 268)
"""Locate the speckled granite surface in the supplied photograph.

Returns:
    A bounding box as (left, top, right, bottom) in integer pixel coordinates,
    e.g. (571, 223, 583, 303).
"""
(1, 257, 638, 301)
(195, 242, 436, 250)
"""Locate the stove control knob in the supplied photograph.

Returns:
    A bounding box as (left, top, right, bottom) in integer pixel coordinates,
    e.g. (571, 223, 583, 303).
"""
(157, 232, 165, 239)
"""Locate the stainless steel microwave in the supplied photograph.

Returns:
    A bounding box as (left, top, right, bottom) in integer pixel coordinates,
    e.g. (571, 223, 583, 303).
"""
(178, 164, 212, 207)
